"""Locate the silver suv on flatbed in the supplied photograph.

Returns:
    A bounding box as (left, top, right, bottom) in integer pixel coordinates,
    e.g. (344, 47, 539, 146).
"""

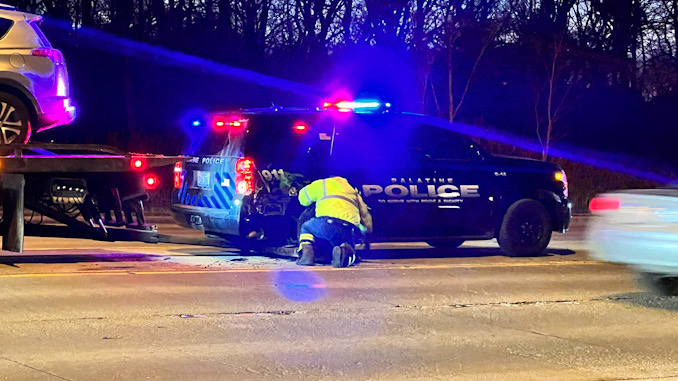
(0, 4, 75, 144)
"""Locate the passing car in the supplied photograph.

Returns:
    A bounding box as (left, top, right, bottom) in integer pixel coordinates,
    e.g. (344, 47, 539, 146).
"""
(588, 189, 678, 295)
(171, 101, 572, 257)
(0, 4, 75, 144)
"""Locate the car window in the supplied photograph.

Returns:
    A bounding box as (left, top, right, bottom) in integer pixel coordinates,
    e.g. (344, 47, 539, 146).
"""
(330, 114, 408, 163)
(0, 17, 13, 41)
(409, 124, 471, 161)
(244, 114, 333, 167)
(29, 20, 51, 47)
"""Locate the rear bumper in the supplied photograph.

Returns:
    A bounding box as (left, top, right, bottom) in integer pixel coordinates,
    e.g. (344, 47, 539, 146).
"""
(36, 97, 76, 132)
(170, 204, 241, 236)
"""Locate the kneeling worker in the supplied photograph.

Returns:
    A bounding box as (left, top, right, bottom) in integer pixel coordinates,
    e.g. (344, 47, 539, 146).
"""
(297, 176, 373, 267)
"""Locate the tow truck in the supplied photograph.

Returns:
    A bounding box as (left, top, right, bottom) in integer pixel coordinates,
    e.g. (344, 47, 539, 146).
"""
(0, 143, 190, 253)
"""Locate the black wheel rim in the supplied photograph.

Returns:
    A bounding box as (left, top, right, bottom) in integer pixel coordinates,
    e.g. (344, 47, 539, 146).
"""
(518, 218, 544, 246)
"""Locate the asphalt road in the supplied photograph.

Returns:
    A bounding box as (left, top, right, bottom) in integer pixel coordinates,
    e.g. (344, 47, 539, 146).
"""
(1, 216, 677, 380)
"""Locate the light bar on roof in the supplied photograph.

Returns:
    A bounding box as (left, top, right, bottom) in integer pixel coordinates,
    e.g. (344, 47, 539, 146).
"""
(323, 100, 383, 113)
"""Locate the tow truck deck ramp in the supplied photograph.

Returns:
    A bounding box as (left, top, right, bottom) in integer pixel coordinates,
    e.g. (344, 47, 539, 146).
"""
(0, 143, 190, 253)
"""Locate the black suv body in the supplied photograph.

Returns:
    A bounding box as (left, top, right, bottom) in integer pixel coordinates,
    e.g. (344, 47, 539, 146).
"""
(171, 106, 572, 256)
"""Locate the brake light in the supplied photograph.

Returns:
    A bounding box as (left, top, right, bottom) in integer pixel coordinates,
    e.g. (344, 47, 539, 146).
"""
(31, 48, 64, 65)
(174, 161, 184, 189)
(131, 158, 146, 171)
(235, 158, 254, 174)
(235, 157, 255, 195)
(555, 170, 568, 197)
(143, 174, 159, 190)
(589, 197, 621, 212)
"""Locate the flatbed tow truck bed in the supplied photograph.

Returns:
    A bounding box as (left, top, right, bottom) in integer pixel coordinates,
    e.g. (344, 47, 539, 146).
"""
(0, 143, 192, 253)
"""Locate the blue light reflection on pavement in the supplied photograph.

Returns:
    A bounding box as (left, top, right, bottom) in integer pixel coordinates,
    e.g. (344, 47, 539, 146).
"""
(272, 269, 327, 303)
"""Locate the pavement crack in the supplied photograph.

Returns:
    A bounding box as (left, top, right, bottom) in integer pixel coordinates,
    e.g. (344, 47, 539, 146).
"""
(0, 356, 72, 380)
(444, 295, 634, 309)
(521, 328, 611, 350)
(216, 310, 301, 316)
(366, 296, 636, 312)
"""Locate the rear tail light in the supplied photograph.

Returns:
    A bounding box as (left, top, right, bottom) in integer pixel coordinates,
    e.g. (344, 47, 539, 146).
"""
(235, 157, 255, 195)
(174, 161, 184, 189)
(589, 196, 621, 212)
(56, 73, 67, 97)
(555, 170, 568, 197)
(143, 174, 159, 190)
(31, 48, 64, 65)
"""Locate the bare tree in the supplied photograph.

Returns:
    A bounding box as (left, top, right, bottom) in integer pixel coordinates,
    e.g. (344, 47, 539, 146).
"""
(532, 32, 578, 160)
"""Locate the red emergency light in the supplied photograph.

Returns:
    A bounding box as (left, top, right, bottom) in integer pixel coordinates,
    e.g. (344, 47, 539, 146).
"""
(293, 122, 308, 133)
(212, 115, 248, 132)
(321, 100, 382, 113)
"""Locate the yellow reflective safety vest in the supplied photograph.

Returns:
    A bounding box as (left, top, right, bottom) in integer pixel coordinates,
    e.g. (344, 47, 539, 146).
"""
(298, 176, 373, 233)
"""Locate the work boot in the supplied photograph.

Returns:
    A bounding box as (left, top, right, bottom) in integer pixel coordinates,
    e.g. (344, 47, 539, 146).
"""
(296, 243, 315, 266)
(332, 243, 356, 268)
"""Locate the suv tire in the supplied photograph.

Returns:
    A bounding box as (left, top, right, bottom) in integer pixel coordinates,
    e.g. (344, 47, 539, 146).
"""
(0, 93, 30, 144)
(638, 272, 678, 296)
(498, 199, 552, 257)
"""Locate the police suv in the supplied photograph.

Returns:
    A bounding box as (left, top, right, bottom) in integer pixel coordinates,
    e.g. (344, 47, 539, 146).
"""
(171, 101, 572, 256)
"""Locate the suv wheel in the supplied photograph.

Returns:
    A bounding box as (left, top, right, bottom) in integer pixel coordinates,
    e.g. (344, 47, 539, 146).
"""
(0, 93, 31, 145)
(498, 199, 552, 257)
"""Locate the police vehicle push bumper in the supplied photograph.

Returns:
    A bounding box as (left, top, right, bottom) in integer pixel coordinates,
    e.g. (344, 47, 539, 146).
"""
(559, 199, 573, 233)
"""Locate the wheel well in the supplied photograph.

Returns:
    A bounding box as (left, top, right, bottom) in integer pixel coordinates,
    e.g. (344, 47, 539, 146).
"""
(0, 84, 39, 127)
(495, 193, 559, 237)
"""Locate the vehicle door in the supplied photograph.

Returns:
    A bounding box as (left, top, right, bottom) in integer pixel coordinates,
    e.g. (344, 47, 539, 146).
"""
(174, 120, 245, 212)
(327, 115, 433, 239)
(406, 124, 497, 237)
